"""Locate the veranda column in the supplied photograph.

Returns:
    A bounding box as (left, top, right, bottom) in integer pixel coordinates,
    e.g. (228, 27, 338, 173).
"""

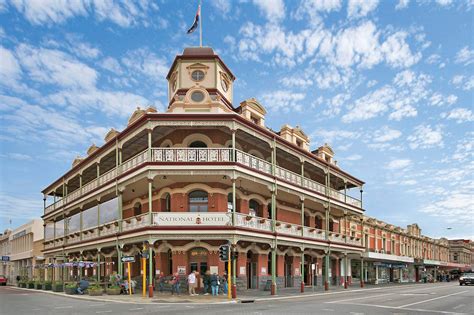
(271, 184, 277, 295)
(360, 257, 364, 287)
(148, 178, 153, 224)
(324, 250, 330, 291)
(97, 250, 101, 283)
(300, 248, 305, 293)
(344, 254, 348, 289)
(148, 242, 153, 297)
(147, 128, 152, 160)
(118, 191, 123, 232)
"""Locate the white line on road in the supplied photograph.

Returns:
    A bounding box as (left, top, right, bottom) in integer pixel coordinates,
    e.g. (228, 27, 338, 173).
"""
(96, 311, 112, 314)
(321, 309, 334, 312)
(452, 304, 464, 310)
(54, 306, 73, 309)
(398, 290, 468, 308)
(339, 302, 461, 314)
(326, 293, 393, 303)
(128, 308, 144, 311)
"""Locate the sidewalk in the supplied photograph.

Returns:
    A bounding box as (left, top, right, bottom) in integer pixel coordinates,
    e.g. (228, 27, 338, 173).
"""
(9, 282, 429, 305)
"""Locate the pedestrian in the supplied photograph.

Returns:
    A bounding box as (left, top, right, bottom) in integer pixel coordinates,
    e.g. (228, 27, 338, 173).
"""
(203, 270, 211, 295)
(210, 273, 219, 296)
(171, 272, 180, 295)
(76, 277, 89, 294)
(221, 274, 228, 295)
(188, 271, 197, 296)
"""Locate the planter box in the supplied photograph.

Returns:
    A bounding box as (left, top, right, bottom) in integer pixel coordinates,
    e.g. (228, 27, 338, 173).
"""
(106, 288, 121, 295)
(88, 289, 103, 296)
(43, 283, 52, 290)
(52, 284, 63, 292)
(35, 284, 43, 290)
(64, 287, 76, 295)
(27, 283, 35, 289)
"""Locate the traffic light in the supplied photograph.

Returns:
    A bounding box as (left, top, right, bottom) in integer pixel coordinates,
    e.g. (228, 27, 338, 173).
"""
(219, 245, 229, 262)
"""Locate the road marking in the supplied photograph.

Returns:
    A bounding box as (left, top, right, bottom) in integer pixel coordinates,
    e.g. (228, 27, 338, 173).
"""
(96, 311, 112, 314)
(397, 290, 468, 308)
(452, 304, 464, 310)
(54, 306, 73, 309)
(400, 293, 429, 296)
(326, 293, 392, 303)
(321, 309, 334, 312)
(128, 308, 144, 311)
(349, 312, 365, 315)
(339, 302, 460, 314)
(31, 309, 41, 311)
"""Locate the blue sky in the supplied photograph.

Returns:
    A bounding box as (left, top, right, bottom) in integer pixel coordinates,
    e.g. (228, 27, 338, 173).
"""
(0, 0, 472, 240)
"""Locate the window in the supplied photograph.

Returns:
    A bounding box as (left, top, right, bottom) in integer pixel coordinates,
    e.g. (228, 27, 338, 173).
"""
(315, 216, 323, 229)
(191, 70, 205, 81)
(267, 203, 272, 219)
(191, 91, 205, 102)
(189, 190, 208, 212)
(164, 193, 171, 212)
(382, 238, 386, 250)
(249, 199, 259, 217)
(227, 193, 233, 212)
(133, 202, 142, 216)
(329, 219, 334, 232)
(221, 78, 229, 92)
(189, 141, 207, 148)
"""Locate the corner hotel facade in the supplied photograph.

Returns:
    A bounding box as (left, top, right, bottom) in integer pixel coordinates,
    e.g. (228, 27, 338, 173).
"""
(41, 47, 455, 294)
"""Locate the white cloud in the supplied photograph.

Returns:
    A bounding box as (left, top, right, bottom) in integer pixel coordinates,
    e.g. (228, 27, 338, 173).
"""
(15, 43, 98, 90)
(347, 0, 379, 18)
(259, 90, 305, 112)
(452, 136, 474, 162)
(442, 108, 474, 123)
(367, 79, 377, 87)
(322, 93, 350, 117)
(386, 159, 411, 170)
(429, 92, 458, 106)
(99, 57, 123, 75)
(372, 126, 402, 142)
(451, 74, 474, 91)
(210, 0, 232, 15)
(455, 46, 474, 65)
(311, 129, 360, 144)
(435, 0, 453, 6)
(10, 0, 156, 27)
(420, 193, 474, 224)
(0, 45, 22, 89)
(294, 0, 342, 26)
(121, 48, 170, 82)
(279, 76, 313, 88)
(395, 0, 410, 10)
(65, 34, 101, 59)
(343, 154, 362, 161)
(0, 192, 43, 222)
(0, 152, 33, 161)
(252, 0, 285, 21)
(408, 125, 444, 149)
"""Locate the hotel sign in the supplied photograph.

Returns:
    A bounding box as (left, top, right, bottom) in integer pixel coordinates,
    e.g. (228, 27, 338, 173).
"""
(153, 213, 231, 226)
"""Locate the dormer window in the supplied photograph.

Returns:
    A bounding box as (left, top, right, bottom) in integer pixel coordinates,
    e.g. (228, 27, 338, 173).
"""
(296, 139, 302, 148)
(251, 115, 260, 125)
(191, 70, 205, 81)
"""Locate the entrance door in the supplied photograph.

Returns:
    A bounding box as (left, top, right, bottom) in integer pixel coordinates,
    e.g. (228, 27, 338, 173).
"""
(189, 247, 209, 291)
(284, 255, 293, 287)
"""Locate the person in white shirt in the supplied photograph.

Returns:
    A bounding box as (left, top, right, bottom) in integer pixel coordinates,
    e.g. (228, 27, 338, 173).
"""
(188, 271, 197, 296)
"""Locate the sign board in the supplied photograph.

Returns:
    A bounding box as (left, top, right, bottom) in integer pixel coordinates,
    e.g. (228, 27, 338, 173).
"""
(210, 266, 218, 274)
(311, 263, 316, 270)
(178, 266, 186, 274)
(261, 267, 267, 275)
(1, 256, 10, 262)
(239, 266, 246, 275)
(294, 267, 300, 276)
(121, 256, 135, 263)
(153, 213, 231, 226)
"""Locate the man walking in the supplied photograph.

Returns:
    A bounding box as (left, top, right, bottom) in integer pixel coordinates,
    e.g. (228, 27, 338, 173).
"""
(188, 271, 197, 296)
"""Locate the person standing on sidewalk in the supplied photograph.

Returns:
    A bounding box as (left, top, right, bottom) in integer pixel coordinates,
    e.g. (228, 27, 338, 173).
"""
(210, 273, 219, 296)
(203, 270, 211, 295)
(188, 271, 197, 296)
(221, 273, 228, 295)
(171, 272, 180, 295)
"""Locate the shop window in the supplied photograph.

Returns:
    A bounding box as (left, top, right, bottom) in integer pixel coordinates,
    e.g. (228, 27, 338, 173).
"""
(189, 190, 208, 212)
(189, 141, 207, 148)
(249, 199, 259, 217)
(133, 202, 142, 216)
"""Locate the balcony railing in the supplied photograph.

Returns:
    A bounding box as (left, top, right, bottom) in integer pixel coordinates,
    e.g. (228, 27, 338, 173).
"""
(45, 147, 361, 214)
(44, 211, 362, 250)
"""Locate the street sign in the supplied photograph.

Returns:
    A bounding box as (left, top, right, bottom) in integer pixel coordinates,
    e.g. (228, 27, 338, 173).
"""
(121, 256, 135, 263)
(1, 256, 9, 262)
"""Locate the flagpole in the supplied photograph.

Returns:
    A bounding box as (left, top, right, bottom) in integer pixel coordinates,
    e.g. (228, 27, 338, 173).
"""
(199, 1, 202, 47)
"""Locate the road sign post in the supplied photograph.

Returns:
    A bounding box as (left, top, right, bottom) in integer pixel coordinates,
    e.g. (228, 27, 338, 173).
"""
(127, 262, 132, 296)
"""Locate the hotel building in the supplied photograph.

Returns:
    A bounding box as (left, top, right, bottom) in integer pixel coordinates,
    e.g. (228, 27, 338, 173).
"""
(41, 47, 456, 294)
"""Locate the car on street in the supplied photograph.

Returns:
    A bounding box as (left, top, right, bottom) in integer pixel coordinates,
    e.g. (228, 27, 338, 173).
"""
(0, 275, 7, 285)
(459, 273, 474, 285)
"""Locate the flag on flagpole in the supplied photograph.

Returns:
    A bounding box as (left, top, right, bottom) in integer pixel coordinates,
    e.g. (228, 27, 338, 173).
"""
(187, 4, 201, 34)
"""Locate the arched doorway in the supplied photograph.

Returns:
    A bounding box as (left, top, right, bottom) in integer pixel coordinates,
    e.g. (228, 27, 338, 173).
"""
(249, 199, 260, 217)
(246, 251, 257, 289)
(189, 141, 207, 148)
(315, 216, 323, 229)
(189, 247, 208, 290)
(188, 190, 208, 212)
(133, 202, 142, 217)
(284, 254, 293, 287)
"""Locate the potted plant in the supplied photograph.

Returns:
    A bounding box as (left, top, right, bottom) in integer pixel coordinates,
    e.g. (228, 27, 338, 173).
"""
(259, 218, 266, 224)
(88, 284, 103, 296)
(245, 215, 252, 221)
(52, 281, 63, 292)
(27, 280, 35, 289)
(34, 281, 43, 290)
(64, 283, 77, 295)
(18, 280, 25, 288)
(106, 285, 121, 295)
(43, 281, 52, 290)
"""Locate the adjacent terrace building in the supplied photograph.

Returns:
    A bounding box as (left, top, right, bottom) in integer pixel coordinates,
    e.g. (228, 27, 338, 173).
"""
(41, 47, 366, 294)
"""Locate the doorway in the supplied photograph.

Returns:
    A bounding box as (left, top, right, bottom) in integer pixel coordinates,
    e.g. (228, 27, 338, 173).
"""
(284, 254, 293, 287)
(246, 251, 257, 289)
(188, 247, 208, 290)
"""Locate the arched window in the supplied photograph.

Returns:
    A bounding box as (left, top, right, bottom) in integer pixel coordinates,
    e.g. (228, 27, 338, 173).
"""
(315, 216, 323, 229)
(267, 203, 272, 219)
(189, 141, 207, 148)
(164, 193, 171, 212)
(329, 219, 334, 232)
(249, 199, 259, 217)
(227, 193, 233, 212)
(188, 190, 208, 212)
(133, 202, 142, 217)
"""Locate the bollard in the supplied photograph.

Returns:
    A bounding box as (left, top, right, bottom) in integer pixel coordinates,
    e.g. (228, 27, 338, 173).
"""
(300, 281, 304, 293)
(324, 281, 329, 291)
(148, 284, 153, 298)
(232, 284, 237, 299)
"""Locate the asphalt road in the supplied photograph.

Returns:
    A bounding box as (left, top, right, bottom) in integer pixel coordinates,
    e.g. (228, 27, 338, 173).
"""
(0, 282, 472, 315)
